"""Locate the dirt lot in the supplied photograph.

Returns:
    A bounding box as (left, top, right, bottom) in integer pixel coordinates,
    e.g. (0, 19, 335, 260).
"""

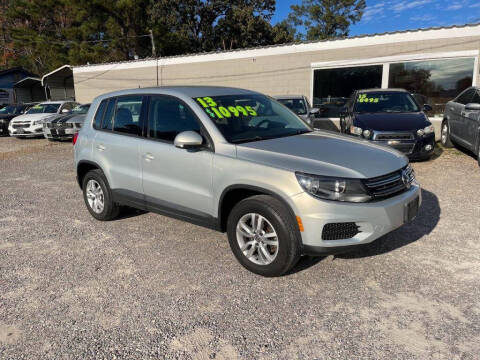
(0, 137, 479, 359)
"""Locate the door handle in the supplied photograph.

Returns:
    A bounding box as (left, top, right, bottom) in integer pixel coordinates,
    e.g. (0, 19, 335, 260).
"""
(449, 107, 455, 111)
(144, 153, 155, 161)
(96, 144, 105, 151)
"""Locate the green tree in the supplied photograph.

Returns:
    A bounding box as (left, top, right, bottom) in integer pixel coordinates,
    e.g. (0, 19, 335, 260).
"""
(288, 0, 366, 40)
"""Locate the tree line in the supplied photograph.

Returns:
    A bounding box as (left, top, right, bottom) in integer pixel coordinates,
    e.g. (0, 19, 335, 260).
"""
(0, 0, 365, 75)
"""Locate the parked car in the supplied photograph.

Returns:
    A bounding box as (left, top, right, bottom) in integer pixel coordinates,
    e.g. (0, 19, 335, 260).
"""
(9, 101, 79, 138)
(273, 95, 319, 125)
(74, 86, 420, 277)
(0, 103, 32, 136)
(441, 86, 480, 165)
(340, 89, 435, 160)
(43, 103, 90, 140)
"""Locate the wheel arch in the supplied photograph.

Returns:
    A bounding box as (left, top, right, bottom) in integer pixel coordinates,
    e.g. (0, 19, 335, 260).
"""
(218, 184, 299, 233)
(76, 160, 103, 190)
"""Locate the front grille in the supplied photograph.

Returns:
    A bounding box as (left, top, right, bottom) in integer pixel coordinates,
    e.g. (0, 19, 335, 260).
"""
(363, 166, 414, 199)
(375, 132, 414, 141)
(389, 143, 415, 154)
(12, 124, 29, 129)
(322, 222, 360, 240)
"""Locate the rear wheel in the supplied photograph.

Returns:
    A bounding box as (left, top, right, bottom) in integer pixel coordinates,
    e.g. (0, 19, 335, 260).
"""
(441, 120, 454, 148)
(226, 195, 301, 277)
(82, 169, 120, 221)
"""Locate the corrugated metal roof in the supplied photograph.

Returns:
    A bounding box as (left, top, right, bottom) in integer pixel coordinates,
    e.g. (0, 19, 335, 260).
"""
(74, 22, 480, 69)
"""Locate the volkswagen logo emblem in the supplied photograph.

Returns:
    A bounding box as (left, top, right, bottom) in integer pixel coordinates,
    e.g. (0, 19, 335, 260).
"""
(401, 170, 411, 189)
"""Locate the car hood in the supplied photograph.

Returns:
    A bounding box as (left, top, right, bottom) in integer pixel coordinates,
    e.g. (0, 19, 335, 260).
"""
(10, 113, 57, 123)
(354, 112, 430, 131)
(236, 131, 407, 179)
(43, 113, 77, 123)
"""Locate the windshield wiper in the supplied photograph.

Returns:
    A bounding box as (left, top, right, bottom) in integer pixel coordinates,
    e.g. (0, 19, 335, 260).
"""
(231, 130, 311, 144)
(231, 136, 265, 144)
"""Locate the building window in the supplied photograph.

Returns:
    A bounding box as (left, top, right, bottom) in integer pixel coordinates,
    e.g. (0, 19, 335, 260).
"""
(313, 65, 383, 117)
(388, 57, 475, 117)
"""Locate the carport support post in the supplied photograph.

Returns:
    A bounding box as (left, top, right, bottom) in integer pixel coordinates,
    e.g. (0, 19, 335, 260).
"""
(149, 29, 156, 58)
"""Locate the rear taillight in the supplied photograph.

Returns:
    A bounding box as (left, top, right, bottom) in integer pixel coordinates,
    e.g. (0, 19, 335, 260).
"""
(73, 132, 79, 145)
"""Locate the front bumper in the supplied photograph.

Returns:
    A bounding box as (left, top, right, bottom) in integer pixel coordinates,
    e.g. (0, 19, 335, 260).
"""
(9, 124, 44, 137)
(373, 133, 435, 160)
(43, 126, 75, 139)
(291, 185, 421, 253)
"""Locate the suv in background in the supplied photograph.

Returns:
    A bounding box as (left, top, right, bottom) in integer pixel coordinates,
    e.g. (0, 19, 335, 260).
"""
(74, 86, 420, 277)
(442, 86, 480, 165)
(8, 101, 78, 138)
(340, 89, 435, 160)
(273, 95, 319, 125)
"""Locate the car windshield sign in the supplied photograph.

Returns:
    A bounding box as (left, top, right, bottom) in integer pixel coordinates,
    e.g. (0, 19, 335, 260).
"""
(193, 94, 311, 143)
(354, 92, 420, 114)
(72, 105, 90, 114)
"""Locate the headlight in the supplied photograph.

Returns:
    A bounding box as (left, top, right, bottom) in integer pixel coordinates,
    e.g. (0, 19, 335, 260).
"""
(33, 120, 43, 125)
(423, 125, 434, 134)
(362, 129, 372, 139)
(350, 126, 363, 136)
(296, 172, 372, 203)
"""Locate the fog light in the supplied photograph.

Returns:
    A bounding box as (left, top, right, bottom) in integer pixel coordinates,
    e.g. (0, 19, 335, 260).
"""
(425, 144, 433, 151)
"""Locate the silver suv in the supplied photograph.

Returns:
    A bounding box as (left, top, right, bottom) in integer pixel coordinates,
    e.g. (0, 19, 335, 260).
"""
(74, 86, 421, 277)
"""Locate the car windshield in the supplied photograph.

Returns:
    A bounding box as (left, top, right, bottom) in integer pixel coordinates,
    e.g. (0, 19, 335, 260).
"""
(276, 98, 307, 115)
(0, 105, 17, 114)
(354, 92, 420, 113)
(71, 104, 90, 114)
(193, 94, 312, 143)
(26, 103, 61, 114)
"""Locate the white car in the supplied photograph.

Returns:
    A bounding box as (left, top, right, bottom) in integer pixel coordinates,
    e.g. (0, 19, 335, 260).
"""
(8, 101, 78, 138)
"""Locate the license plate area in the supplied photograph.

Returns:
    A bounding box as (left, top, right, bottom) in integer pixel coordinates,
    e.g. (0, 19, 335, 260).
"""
(404, 196, 419, 223)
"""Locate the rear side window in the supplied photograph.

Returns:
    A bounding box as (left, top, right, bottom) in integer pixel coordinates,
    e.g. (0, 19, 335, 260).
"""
(456, 88, 475, 105)
(102, 99, 115, 130)
(94, 100, 108, 129)
(113, 96, 143, 136)
(147, 96, 200, 142)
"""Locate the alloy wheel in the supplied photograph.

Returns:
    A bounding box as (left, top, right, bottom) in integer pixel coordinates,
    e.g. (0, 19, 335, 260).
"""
(236, 213, 279, 265)
(85, 179, 105, 214)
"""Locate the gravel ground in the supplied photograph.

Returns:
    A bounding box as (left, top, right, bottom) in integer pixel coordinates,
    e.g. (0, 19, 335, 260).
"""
(0, 137, 479, 359)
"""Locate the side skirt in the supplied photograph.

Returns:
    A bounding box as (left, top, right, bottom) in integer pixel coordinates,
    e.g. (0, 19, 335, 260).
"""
(112, 189, 221, 231)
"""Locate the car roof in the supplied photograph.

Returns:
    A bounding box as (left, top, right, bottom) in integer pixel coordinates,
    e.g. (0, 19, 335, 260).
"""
(272, 95, 305, 99)
(357, 88, 408, 93)
(97, 86, 262, 100)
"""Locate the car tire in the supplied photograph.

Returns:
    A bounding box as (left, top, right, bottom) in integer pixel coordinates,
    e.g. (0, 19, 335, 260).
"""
(82, 169, 120, 221)
(441, 120, 454, 148)
(226, 195, 301, 277)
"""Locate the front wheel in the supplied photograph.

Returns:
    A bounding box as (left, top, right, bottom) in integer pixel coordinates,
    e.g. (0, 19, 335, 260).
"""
(226, 195, 301, 277)
(441, 120, 454, 148)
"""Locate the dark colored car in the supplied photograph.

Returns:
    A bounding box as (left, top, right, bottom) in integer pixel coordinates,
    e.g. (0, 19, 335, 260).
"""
(0, 104, 30, 136)
(442, 86, 480, 165)
(340, 89, 435, 160)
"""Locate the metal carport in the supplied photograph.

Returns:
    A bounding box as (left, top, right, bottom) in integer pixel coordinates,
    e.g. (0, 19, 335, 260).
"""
(42, 65, 75, 101)
(13, 77, 46, 103)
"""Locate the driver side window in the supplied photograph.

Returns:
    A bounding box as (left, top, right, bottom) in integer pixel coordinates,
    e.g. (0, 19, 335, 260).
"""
(147, 96, 200, 142)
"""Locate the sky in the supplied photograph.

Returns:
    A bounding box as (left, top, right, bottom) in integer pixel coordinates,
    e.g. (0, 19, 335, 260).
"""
(272, 0, 480, 36)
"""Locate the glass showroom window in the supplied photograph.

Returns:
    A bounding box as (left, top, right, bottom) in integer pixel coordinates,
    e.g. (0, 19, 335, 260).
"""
(313, 65, 383, 117)
(388, 57, 475, 117)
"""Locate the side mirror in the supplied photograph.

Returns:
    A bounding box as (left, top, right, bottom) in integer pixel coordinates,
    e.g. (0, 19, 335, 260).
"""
(465, 103, 480, 111)
(174, 131, 203, 149)
(309, 107, 320, 116)
(61, 108, 71, 114)
(423, 104, 433, 112)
